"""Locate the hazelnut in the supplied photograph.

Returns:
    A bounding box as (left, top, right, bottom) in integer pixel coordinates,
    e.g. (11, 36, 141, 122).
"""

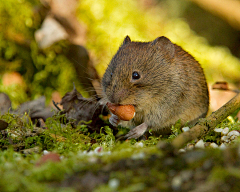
(107, 103, 135, 121)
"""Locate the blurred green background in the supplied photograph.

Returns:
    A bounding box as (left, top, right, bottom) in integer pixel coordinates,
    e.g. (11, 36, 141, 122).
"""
(0, 0, 240, 108)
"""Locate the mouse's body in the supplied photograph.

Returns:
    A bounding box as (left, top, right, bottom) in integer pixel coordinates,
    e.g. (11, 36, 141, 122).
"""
(101, 36, 209, 139)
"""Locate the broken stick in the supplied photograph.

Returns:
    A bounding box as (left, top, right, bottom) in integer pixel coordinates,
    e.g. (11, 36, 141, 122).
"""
(172, 92, 240, 149)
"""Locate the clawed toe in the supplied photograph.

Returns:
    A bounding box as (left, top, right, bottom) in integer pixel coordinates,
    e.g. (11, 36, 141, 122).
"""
(109, 114, 120, 126)
(124, 122, 148, 140)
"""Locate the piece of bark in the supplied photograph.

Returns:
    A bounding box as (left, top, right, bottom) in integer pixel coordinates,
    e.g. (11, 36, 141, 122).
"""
(15, 96, 45, 114)
(30, 107, 56, 122)
(13, 96, 56, 122)
(0, 93, 12, 114)
(172, 92, 240, 149)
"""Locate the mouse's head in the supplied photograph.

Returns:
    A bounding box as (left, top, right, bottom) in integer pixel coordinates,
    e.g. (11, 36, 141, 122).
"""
(101, 36, 176, 108)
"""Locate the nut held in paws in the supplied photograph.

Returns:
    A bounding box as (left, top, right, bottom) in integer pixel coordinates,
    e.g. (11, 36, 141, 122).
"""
(107, 103, 135, 121)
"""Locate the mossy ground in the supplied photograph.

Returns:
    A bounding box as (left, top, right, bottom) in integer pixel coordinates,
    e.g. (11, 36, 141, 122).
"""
(0, 111, 240, 191)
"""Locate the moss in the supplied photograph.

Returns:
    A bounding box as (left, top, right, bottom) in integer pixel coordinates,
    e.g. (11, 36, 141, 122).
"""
(0, 110, 239, 191)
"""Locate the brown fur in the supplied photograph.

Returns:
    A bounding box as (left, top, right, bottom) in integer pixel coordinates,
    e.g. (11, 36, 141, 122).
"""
(102, 36, 209, 134)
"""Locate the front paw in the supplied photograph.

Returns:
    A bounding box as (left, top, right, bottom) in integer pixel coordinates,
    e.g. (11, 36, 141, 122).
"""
(109, 114, 120, 126)
(124, 122, 148, 139)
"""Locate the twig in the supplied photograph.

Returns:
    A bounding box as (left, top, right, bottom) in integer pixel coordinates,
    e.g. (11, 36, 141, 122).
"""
(52, 100, 61, 111)
(172, 92, 240, 149)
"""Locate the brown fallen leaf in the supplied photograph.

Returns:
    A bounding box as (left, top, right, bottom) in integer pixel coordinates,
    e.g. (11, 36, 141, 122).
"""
(36, 152, 61, 166)
(0, 119, 8, 130)
(59, 87, 113, 133)
(212, 81, 229, 90)
(212, 81, 239, 93)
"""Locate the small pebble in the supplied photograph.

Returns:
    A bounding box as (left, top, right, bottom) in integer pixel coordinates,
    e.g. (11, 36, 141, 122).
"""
(209, 143, 218, 148)
(221, 136, 229, 143)
(195, 139, 205, 149)
(182, 127, 190, 132)
(221, 127, 229, 135)
(135, 142, 144, 148)
(178, 148, 186, 153)
(108, 178, 120, 189)
(219, 143, 226, 150)
(214, 128, 223, 133)
(43, 150, 50, 155)
(81, 148, 111, 157)
(171, 175, 182, 190)
(227, 130, 240, 137)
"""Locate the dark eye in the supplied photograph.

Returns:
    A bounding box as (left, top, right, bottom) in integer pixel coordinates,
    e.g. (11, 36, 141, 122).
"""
(110, 72, 113, 77)
(132, 71, 140, 80)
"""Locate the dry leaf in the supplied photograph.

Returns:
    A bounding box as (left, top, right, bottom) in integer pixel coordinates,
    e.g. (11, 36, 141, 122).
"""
(0, 120, 8, 131)
(212, 82, 229, 90)
(60, 88, 110, 132)
(36, 152, 61, 166)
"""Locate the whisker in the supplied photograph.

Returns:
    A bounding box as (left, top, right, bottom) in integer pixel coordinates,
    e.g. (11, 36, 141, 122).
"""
(90, 102, 101, 119)
(84, 87, 102, 92)
(77, 98, 98, 109)
(69, 57, 90, 71)
(99, 98, 109, 116)
(75, 75, 96, 82)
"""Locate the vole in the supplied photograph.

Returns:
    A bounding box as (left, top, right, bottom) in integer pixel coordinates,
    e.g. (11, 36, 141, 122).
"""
(101, 36, 209, 139)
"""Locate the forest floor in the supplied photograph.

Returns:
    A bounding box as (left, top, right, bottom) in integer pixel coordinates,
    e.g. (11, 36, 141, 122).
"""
(0, 99, 240, 192)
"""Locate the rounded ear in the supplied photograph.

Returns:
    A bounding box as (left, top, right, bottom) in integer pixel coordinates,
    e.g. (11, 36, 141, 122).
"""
(122, 35, 131, 45)
(151, 36, 175, 59)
